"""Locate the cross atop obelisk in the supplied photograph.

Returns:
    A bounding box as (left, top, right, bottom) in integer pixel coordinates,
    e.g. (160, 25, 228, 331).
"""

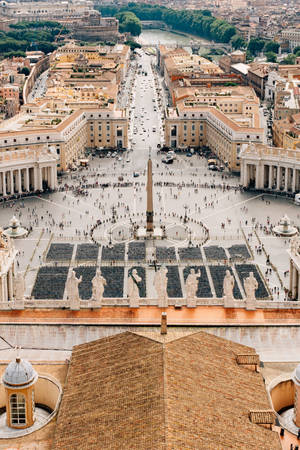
(146, 149, 154, 233)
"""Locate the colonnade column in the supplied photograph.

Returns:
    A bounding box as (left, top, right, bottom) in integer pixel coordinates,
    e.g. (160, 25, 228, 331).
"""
(17, 169, 22, 194)
(293, 168, 297, 192)
(242, 163, 247, 186)
(292, 265, 299, 300)
(10, 170, 14, 195)
(7, 269, 13, 301)
(0, 275, 8, 303)
(38, 167, 43, 191)
(284, 168, 288, 192)
(50, 166, 56, 189)
(33, 167, 43, 191)
(255, 164, 260, 189)
(25, 168, 29, 191)
(276, 166, 281, 190)
(268, 165, 273, 189)
(0, 172, 6, 196)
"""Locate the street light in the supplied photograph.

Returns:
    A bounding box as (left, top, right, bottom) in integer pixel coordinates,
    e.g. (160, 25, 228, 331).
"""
(188, 229, 192, 247)
(108, 229, 112, 247)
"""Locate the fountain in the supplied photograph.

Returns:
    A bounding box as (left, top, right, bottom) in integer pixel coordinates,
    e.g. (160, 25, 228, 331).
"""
(3, 216, 28, 239)
(273, 214, 298, 237)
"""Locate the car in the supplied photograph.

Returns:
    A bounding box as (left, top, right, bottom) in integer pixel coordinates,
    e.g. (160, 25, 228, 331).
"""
(118, 157, 122, 161)
(126, 159, 130, 163)
(133, 172, 139, 177)
(186, 152, 193, 157)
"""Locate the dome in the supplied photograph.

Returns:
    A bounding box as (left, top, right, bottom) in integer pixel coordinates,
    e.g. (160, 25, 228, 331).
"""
(2, 358, 38, 388)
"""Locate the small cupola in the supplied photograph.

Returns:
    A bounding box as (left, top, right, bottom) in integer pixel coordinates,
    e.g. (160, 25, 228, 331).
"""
(2, 357, 38, 429)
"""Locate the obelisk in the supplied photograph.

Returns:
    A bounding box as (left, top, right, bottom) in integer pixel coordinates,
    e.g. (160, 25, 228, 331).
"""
(146, 156, 154, 232)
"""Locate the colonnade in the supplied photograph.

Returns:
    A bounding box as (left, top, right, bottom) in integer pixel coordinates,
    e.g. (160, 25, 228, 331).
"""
(0, 268, 13, 302)
(242, 163, 300, 193)
(290, 259, 300, 301)
(0, 165, 56, 197)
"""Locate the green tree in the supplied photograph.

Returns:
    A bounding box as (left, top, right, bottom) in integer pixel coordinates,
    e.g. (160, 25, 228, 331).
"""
(264, 41, 280, 54)
(116, 11, 142, 36)
(20, 66, 30, 76)
(265, 51, 277, 62)
(280, 54, 296, 65)
(125, 40, 141, 50)
(293, 46, 300, 54)
(231, 34, 246, 49)
(248, 38, 266, 55)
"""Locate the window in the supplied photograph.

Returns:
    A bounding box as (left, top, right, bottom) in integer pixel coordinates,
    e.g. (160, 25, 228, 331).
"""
(10, 393, 26, 426)
(106, 125, 110, 131)
(117, 129, 122, 137)
(171, 125, 177, 137)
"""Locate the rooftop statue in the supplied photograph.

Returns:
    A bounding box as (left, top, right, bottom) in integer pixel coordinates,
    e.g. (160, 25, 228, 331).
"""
(128, 269, 141, 308)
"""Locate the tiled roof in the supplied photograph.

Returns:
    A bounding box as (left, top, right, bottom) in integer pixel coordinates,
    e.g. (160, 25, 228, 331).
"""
(52, 331, 281, 450)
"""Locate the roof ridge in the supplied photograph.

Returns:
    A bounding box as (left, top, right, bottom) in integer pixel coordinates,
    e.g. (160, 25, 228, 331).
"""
(162, 343, 168, 450)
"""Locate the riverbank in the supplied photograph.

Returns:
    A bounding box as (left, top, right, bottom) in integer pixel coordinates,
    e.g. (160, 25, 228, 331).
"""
(138, 29, 211, 53)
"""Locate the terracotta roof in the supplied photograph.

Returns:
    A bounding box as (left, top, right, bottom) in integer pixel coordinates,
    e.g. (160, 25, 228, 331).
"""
(52, 331, 280, 449)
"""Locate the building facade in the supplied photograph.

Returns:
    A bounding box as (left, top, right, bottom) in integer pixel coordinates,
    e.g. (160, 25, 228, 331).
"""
(240, 143, 300, 193)
(282, 29, 300, 51)
(0, 147, 58, 196)
(165, 104, 263, 172)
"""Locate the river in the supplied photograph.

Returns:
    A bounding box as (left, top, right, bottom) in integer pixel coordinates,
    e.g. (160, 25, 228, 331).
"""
(138, 29, 210, 54)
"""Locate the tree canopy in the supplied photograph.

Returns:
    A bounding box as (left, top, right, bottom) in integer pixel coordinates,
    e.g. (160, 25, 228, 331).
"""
(264, 41, 280, 54)
(0, 21, 68, 57)
(265, 51, 277, 63)
(231, 34, 246, 50)
(116, 11, 142, 36)
(247, 38, 266, 56)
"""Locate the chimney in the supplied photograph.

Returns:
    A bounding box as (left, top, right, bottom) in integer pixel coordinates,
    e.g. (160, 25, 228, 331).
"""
(161, 312, 167, 335)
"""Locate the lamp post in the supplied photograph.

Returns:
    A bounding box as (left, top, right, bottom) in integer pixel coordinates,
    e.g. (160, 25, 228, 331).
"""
(183, 204, 188, 224)
(188, 229, 192, 247)
(108, 229, 112, 247)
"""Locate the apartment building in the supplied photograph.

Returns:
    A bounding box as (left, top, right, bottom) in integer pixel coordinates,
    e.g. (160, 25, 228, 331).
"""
(273, 112, 300, 149)
(247, 63, 277, 100)
(158, 46, 223, 91)
(0, 0, 94, 23)
(0, 103, 127, 172)
(274, 79, 300, 121)
(282, 28, 300, 51)
(165, 104, 263, 172)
